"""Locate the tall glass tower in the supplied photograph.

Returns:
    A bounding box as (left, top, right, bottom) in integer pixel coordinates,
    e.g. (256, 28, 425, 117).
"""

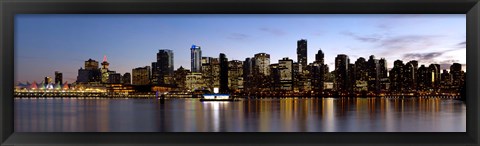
(190, 45, 202, 73)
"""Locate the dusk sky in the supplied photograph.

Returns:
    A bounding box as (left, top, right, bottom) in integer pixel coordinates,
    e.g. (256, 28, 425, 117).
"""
(15, 14, 466, 83)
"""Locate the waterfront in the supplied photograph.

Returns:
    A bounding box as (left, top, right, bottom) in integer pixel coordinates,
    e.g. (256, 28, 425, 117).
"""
(14, 97, 466, 132)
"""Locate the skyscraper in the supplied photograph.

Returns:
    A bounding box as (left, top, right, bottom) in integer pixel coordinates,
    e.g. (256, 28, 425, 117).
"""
(76, 58, 101, 83)
(122, 72, 131, 85)
(132, 66, 151, 85)
(191, 45, 202, 73)
(354, 57, 368, 92)
(367, 55, 380, 93)
(253, 53, 270, 76)
(417, 65, 428, 91)
(201, 57, 214, 91)
(157, 49, 174, 84)
(428, 64, 440, 90)
(108, 73, 121, 84)
(55, 71, 63, 84)
(404, 61, 417, 91)
(151, 62, 158, 84)
(84, 58, 99, 70)
(174, 66, 191, 90)
(243, 57, 254, 92)
(310, 50, 327, 93)
(315, 49, 324, 64)
(228, 60, 243, 91)
(390, 60, 404, 92)
(219, 53, 229, 93)
(297, 39, 307, 71)
(450, 63, 464, 89)
(101, 55, 110, 83)
(335, 54, 350, 92)
(279, 57, 294, 91)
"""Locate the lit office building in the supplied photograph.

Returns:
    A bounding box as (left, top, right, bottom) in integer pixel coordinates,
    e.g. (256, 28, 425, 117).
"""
(85, 58, 99, 70)
(335, 54, 350, 92)
(132, 66, 151, 85)
(201, 57, 214, 91)
(174, 66, 191, 91)
(191, 45, 202, 73)
(367, 55, 380, 93)
(156, 49, 174, 84)
(279, 57, 294, 91)
(390, 60, 404, 92)
(297, 39, 308, 72)
(253, 53, 270, 76)
(186, 72, 204, 91)
(228, 60, 243, 92)
(101, 55, 110, 83)
(76, 58, 101, 83)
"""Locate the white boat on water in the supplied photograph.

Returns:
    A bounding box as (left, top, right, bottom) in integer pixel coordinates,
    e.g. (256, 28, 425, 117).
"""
(200, 94, 235, 101)
(199, 87, 237, 101)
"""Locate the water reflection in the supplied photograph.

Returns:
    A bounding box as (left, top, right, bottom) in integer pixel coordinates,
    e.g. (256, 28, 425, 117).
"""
(14, 97, 466, 132)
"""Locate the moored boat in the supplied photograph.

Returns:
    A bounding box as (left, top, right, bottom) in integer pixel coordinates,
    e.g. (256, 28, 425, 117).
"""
(200, 94, 237, 101)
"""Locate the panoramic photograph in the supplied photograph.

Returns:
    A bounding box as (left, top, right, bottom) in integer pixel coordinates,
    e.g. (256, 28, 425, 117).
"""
(14, 14, 466, 132)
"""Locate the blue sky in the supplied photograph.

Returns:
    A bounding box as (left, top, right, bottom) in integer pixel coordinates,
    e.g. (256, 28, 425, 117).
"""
(15, 14, 466, 83)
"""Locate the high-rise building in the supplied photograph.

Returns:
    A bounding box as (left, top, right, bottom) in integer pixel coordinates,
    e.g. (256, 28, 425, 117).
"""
(417, 65, 428, 91)
(297, 39, 307, 72)
(243, 57, 254, 92)
(279, 57, 294, 91)
(151, 62, 158, 84)
(379, 58, 388, 79)
(132, 66, 151, 85)
(243, 58, 253, 79)
(101, 55, 110, 83)
(55, 71, 63, 84)
(367, 55, 380, 93)
(354, 57, 368, 81)
(270, 63, 280, 90)
(211, 58, 221, 89)
(404, 61, 417, 91)
(77, 59, 101, 83)
(315, 49, 324, 64)
(201, 57, 214, 91)
(45, 77, 52, 84)
(157, 49, 174, 84)
(335, 54, 350, 92)
(390, 60, 404, 92)
(219, 53, 229, 93)
(85, 58, 99, 70)
(122, 72, 131, 85)
(191, 45, 202, 73)
(428, 64, 440, 90)
(253, 53, 270, 76)
(174, 66, 191, 91)
(310, 49, 327, 93)
(450, 63, 464, 90)
(186, 72, 204, 91)
(228, 60, 243, 92)
(378, 58, 389, 92)
(293, 62, 302, 91)
(108, 73, 122, 84)
(309, 62, 327, 93)
(440, 69, 452, 92)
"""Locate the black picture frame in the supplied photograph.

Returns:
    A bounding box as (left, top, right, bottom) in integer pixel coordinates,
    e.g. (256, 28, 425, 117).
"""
(1, 0, 479, 145)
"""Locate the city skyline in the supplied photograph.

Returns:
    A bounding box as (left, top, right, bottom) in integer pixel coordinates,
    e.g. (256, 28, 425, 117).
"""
(15, 14, 466, 83)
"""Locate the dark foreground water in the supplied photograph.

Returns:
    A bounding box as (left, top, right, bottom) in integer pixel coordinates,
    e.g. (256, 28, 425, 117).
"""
(14, 97, 466, 132)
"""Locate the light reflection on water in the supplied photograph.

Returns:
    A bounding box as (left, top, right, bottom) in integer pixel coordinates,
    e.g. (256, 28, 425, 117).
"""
(14, 97, 466, 132)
